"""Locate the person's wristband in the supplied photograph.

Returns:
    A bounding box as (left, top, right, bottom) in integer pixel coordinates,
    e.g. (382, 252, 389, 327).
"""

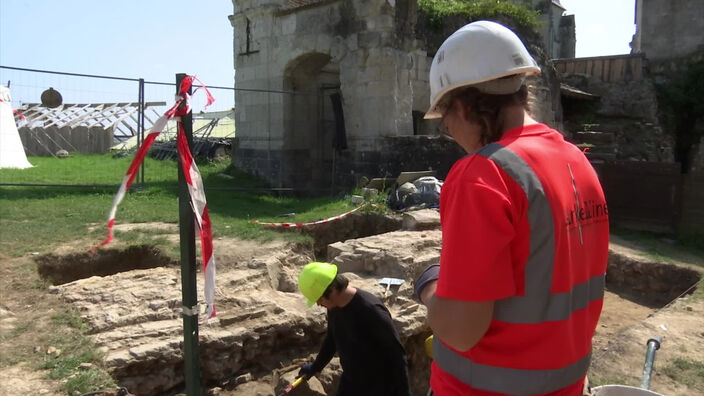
(414, 264, 440, 300)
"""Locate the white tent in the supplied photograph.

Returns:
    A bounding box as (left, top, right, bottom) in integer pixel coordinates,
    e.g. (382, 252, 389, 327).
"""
(0, 86, 32, 169)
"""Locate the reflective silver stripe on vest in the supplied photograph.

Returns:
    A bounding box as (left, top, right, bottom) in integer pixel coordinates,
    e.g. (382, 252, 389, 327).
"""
(476, 143, 604, 322)
(433, 143, 601, 393)
(434, 337, 591, 395)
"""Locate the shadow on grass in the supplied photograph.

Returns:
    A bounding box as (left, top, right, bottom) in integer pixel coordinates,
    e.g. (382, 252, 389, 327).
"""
(0, 164, 349, 224)
(611, 226, 704, 268)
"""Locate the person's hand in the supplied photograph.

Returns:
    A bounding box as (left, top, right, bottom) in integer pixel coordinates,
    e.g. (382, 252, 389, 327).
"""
(297, 363, 315, 379)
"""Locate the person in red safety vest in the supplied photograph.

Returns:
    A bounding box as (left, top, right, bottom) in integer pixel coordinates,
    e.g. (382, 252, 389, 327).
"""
(413, 20, 609, 396)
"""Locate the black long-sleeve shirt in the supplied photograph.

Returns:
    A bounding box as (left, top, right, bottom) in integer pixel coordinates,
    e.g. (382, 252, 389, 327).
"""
(311, 289, 411, 396)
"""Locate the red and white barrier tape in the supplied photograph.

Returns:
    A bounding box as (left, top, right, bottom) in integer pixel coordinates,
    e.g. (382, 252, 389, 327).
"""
(95, 75, 217, 319)
(252, 204, 366, 227)
(0, 98, 26, 120)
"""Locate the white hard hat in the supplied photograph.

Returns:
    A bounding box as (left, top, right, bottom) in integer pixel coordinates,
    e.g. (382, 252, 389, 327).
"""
(424, 20, 541, 119)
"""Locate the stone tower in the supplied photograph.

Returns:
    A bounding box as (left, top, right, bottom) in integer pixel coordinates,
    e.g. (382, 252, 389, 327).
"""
(229, 0, 428, 191)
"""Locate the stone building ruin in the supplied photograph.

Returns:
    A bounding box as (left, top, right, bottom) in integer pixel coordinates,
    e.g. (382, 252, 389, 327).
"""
(556, 0, 703, 169)
(228, 0, 566, 192)
(632, 0, 704, 171)
(631, 0, 704, 63)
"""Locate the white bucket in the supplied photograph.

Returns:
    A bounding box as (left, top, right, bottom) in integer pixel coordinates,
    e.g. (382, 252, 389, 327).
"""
(592, 385, 665, 396)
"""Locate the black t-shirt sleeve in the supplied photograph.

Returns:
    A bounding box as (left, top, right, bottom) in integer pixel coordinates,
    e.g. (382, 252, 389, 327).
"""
(359, 294, 412, 396)
(311, 323, 336, 373)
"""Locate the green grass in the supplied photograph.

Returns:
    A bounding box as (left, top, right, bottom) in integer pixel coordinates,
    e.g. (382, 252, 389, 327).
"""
(0, 153, 364, 394)
(610, 226, 704, 302)
(0, 154, 181, 185)
(113, 230, 170, 245)
(41, 310, 115, 394)
(662, 357, 704, 388)
(690, 283, 704, 302)
(419, 0, 541, 30)
(39, 333, 115, 394)
(51, 310, 90, 332)
(0, 154, 358, 256)
(6, 321, 32, 340)
(588, 373, 635, 388)
(611, 226, 704, 267)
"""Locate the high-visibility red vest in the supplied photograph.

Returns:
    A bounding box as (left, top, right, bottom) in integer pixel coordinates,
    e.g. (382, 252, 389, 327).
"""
(432, 124, 609, 395)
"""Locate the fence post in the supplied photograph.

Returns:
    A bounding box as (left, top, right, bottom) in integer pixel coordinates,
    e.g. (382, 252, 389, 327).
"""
(138, 78, 145, 187)
(176, 73, 201, 396)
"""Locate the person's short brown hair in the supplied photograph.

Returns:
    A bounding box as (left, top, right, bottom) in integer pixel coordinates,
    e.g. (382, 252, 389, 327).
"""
(321, 274, 349, 298)
(449, 84, 529, 146)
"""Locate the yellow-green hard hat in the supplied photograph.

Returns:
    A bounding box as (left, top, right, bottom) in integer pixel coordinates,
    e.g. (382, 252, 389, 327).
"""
(298, 262, 338, 307)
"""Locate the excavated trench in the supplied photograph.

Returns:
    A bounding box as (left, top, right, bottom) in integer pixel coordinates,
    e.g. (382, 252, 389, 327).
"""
(36, 245, 176, 286)
(606, 252, 701, 308)
(35, 213, 701, 396)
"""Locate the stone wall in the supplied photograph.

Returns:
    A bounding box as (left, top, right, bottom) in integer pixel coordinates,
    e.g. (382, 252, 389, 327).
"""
(631, 1, 704, 172)
(329, 135, 466, 188)
(230, 0, 562, 192)
(558, 14, 575, 59)
(633, 0, 704, 61)
(231, 0, 424, 191)
(647, 52, 704, 173)
(556, 55, 674, 162)
(510, 0, 575, 60)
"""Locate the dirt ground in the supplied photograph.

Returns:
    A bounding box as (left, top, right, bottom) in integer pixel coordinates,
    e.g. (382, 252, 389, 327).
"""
(0, 231, 702, 396)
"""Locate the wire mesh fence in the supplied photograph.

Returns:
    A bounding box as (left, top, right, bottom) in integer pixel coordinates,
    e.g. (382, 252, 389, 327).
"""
(1, 65, 351, 194)
(0, 65, 236, 188)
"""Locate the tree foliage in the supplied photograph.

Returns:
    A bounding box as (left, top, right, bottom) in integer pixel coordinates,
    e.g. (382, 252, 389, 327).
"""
(656, 58, 704, 173)
(418, 0, 540, 30)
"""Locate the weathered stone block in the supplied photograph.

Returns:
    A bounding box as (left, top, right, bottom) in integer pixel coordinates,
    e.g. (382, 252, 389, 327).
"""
(357, 31, 381, 48)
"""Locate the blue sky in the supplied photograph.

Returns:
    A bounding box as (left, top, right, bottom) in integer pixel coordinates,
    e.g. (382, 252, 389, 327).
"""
(1, 0, 635, 109)
(560, 0, 637, 57)
(0, 1, 235, 111)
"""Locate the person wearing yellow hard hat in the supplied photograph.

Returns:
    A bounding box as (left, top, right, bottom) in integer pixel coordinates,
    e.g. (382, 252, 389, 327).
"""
(297, 262, 411, 396)
(413, 20, 609, 396)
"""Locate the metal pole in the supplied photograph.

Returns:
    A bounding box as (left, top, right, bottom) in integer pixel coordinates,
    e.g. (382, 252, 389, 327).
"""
(176, 73, 201, 396)
(138, 78, 145, 187)
(641, 336, 662, 390)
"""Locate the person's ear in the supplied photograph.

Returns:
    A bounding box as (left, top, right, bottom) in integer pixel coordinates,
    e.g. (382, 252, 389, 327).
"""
(455, 100, 472, 123)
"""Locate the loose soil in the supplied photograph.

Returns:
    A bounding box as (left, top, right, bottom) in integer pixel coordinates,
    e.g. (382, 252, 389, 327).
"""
(1, 228, 702, 396)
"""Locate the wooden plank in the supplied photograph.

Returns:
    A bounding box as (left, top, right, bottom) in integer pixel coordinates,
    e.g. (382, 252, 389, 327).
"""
(86, 104, 117, 128)
(43, 104, 76, 128)
(74, 126, 89, 152)
(98, 128, 112, 153)
(566, 61, 575, 74)
(633, 57, 643, 79)
(29, 105, 60, 127)
(607, 59, 617, 82)
(595, 60, 604, 81)
(45, 112, 67, 129)
(110, 106, 139, 132)
(603, 60, 611, 82)
(576, 60, 587, 74)
(57, 126, 78, 152)
(65, 104, 98, 128)
(23, 129, 37, 156)
(612, 59, 624, 82)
